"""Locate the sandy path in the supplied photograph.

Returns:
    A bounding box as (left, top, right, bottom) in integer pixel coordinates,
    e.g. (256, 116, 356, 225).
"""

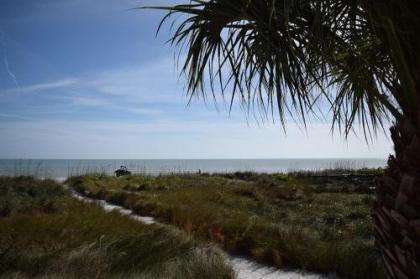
(70, 190, 339, 279)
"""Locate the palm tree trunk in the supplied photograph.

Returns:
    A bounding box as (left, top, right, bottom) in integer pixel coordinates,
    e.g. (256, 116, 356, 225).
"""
(374, 113, 420, 278)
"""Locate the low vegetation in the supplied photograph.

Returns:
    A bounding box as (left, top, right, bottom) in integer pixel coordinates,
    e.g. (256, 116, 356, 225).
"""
(67, 170, 385, 279)
(0, 176, 234, 279)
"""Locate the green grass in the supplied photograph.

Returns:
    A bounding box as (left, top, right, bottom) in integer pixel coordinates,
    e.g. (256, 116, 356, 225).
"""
(287, 167, 384, 177)
(67, 171, 385, 279)
(0, 176, 234, 279)
(0, 176, 68, 217)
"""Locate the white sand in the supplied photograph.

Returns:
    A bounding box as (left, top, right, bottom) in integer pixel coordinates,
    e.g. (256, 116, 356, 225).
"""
(227, 256, 338, 279)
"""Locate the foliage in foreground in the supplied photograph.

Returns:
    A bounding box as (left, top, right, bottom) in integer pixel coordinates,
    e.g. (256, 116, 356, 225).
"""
(68, 171, 385, 279)
(0, 176, 68, 217)
(0, 176, 234, 279)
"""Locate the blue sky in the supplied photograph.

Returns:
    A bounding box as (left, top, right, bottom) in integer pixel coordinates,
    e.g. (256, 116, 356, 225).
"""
(0, 0, 392, 159)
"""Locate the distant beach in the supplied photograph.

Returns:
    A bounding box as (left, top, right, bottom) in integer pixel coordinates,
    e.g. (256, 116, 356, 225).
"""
(0, 158, 386, 179)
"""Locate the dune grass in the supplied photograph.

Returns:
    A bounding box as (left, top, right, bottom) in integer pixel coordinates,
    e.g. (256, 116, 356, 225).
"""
(0, 176, 234, 279)
(67, 171, 385, 279)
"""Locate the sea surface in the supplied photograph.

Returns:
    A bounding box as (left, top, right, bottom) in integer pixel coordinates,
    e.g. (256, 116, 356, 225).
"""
(0, 158, 386, 179)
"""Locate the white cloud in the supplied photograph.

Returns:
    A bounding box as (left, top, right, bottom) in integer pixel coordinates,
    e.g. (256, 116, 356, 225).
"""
(0, 119, 392, 159)
(0, 56, 185, 104)
(0, 55, 394, 159)
(1, 78, 78, 94)
(49, 95, 162, 116)
(0, 112, 33, 120)
(86, 56, 186, 103)
(0, 56, 186, 119)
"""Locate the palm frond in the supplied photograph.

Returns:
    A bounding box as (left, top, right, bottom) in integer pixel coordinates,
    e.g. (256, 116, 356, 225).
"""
(144, 0, 417, 137)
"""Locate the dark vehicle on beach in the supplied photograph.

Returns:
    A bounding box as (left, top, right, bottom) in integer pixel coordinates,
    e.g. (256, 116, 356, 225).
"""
(114, 165, 131, 177)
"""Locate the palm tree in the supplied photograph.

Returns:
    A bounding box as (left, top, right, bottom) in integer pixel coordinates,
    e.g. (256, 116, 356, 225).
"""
(146, 1, 420, 278)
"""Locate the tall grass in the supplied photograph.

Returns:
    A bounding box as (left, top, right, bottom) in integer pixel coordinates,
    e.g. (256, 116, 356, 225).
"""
(67, 171, 385, 279)
(0, 176, 68, 217)
(0, 176, 234, 279)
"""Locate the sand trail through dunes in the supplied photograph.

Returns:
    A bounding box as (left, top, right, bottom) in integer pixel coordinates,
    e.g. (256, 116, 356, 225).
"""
(70, 189, 339, 279)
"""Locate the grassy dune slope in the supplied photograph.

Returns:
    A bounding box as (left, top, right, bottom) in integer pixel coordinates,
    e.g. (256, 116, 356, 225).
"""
(0, 176, 234, 279)
(67, 171, 384, 279)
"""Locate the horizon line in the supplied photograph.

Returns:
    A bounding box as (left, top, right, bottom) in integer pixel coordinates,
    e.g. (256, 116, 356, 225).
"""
(0, 157, 388, 160)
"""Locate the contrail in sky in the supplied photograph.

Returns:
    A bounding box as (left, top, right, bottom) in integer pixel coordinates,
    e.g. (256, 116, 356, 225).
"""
(4, 55, 19, 87)
(0, 28, 20, 88)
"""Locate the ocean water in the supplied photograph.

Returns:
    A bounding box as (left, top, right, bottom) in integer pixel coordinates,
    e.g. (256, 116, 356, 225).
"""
(0, 158, 386, 179)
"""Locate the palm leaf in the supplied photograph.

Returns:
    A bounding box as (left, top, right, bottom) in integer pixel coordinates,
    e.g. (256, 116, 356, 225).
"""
(143, 0, 419, 137)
